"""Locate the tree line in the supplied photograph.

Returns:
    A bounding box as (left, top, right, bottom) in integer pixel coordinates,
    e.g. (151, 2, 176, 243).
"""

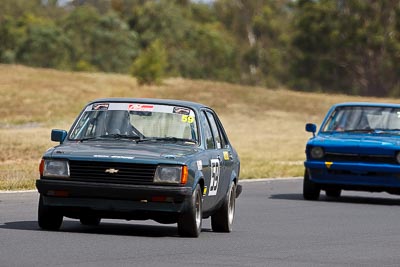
(1, 0, 400, 96)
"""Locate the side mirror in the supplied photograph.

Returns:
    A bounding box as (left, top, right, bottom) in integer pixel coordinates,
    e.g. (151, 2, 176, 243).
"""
(51, 129, 68, 144)
(305, 123, 317, 137)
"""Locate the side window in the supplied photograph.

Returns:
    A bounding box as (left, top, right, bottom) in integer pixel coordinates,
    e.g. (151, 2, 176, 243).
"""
(216, 119, 228, 148)
(200, 111, 215, 149)
(205, 111, 222, 149)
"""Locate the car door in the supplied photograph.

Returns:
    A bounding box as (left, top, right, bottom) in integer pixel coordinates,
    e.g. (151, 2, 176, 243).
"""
(201, 109, 231, 211)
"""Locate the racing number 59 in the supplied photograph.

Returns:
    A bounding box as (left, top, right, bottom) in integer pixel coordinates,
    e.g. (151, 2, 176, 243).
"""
(208, 159, 220, 196)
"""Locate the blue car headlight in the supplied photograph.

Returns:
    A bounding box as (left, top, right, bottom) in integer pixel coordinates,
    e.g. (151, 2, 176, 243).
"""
(310, 146, 324, 159)
(41, 160, 70, 178)
(154, 165, 188, 184)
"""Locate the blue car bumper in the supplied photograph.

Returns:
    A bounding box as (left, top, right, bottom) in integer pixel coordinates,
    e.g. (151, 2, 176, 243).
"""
(305, 161, 400, 188)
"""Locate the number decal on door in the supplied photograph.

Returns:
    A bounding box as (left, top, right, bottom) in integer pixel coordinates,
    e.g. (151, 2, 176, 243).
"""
(208, 159, 220, 196)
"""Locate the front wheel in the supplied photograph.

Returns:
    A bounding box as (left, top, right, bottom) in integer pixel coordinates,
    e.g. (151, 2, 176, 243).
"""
(178, 184, 202, 237)
(211, 182, 236, 232)
(38, 195, 63, 231)
(303, 170, 320, 200)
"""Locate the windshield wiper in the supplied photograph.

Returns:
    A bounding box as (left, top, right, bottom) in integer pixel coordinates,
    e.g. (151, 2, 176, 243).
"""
(372, 128, 400, 135)
(78, 134, 140, 142)
(101, 134, 141, 140)
(136, 137, 197, 144)
(78, 136, 108, 142)
(342, 129, 375, 133)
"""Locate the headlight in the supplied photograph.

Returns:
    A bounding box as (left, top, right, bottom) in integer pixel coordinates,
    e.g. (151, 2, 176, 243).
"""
(42, 160, 70, 178)
(396, 152, 400, 164)
(154, 165, 188, 184)
(310, 146, 324, 159)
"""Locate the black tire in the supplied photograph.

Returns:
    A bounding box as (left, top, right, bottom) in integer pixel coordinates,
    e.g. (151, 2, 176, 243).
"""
(178, 184, 202, 237)
(303, 170, 320, 200)
(211, 182, 236, 232)
(325, 188, 341, 198)
(80, 216, 101, 226)
(38, 195, 63, 231)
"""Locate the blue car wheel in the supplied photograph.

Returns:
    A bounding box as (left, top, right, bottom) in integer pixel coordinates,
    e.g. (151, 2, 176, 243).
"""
(303, 170, 321, 200)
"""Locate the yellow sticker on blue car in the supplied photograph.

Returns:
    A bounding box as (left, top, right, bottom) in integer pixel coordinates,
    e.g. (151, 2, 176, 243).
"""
(325, 162, 333, 169)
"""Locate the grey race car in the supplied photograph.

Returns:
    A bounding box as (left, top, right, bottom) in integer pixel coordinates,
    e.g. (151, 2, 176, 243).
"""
(36, 98, 241, 237)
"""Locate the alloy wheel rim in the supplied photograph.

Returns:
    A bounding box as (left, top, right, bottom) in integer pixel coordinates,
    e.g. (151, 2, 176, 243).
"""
(195, 191, 201, 228)
(228, 185, 235, 224)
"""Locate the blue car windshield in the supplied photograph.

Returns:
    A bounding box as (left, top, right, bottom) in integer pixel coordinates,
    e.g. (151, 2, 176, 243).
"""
(322, 106, 400, 133)
(69, 103, 198, 143)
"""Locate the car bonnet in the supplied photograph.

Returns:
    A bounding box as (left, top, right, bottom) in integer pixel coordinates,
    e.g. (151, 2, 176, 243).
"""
(49, 141, 199, 163)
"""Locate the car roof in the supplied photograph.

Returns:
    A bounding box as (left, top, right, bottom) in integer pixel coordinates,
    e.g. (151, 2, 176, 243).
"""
(87, 98, 210, 111)
(332, 102, 400, 108)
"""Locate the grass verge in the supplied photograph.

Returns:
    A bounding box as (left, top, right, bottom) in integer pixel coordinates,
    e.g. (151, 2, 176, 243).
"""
(1, 64, 398, 190)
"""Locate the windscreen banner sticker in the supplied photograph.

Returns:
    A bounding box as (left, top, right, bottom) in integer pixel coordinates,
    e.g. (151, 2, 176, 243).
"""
(86, 103, 195, 116)
(128, 104, 154, 111)
(92, 103, 109, 110)
(173, 107, 190, 115)
(208, 159, 220, 196)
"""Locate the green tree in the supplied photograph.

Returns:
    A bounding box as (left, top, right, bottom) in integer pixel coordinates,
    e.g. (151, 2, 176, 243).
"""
(178, 22, 238, 81)
(62, 5, 100, 71)
(291, 0, 343, 92)
(90, 12, 138, 73)
(292, 0, 400, 96)
(63, 8, 139, 73)
(130, 39, 168, 85)
(16, 15, 71, 69)
(251, 1, 292, 86)
(214, 0, 292, 86)
(130, 0, 239, 81)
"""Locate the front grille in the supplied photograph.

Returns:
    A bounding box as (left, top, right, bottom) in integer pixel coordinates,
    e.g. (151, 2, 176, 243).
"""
(69, 160, 157, 185)
(324, 153, 396, 164)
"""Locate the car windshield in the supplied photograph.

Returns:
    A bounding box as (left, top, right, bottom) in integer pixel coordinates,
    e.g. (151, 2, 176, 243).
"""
(69, 103, 198, 143)
(322, 106, 400, 133)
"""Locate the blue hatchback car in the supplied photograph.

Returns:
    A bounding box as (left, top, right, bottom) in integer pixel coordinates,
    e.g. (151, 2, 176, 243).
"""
(304, 102, 400, 200)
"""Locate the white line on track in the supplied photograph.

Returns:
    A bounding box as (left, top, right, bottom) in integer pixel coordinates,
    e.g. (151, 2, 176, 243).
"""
(0, 189, 37, 194)
(239, 177, 302, 183)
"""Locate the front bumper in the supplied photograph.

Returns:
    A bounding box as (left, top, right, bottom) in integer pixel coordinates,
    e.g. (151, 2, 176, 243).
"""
(36, 179, 192, 214)
(305, 161, 400, 188)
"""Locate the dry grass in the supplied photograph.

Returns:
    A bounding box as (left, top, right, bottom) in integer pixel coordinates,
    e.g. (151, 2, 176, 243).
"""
(1, 64, 399, 190)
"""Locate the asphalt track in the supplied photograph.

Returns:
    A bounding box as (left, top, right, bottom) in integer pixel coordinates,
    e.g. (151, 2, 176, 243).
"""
(1, 178, 400, 267)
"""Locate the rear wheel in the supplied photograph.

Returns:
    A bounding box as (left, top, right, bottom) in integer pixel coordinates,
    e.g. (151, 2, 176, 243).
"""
(211, 182, 236, 232)
(178, 184, 202, 237)
(38, 195, 63, 231)
(303, 170, 320, 200)
(325, 188, 341, 198)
